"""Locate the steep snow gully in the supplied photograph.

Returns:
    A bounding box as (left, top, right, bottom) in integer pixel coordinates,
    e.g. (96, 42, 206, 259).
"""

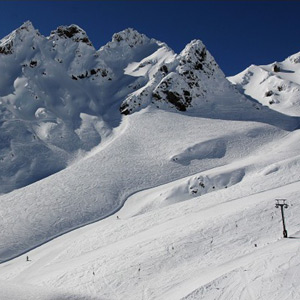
(1, 22, 300, 300)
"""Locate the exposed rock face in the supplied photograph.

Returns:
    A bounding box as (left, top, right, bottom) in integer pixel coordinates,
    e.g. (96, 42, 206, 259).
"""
(152, 72, 191, 111)
(49, 25, 93, 46)
(0, 40, 13, 54)
(112, 28, 149, 48)
(120, 39, 230, 114)
(0, 21, 41, 55)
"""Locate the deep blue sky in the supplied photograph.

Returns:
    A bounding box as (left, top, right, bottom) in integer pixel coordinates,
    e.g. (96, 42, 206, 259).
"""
(0, 1, 299, 76)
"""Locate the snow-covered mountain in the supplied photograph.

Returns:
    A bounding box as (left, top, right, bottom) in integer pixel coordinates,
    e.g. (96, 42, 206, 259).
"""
(228, 52, 300, 116)
(0, 21, 236, 194)
(1, 22, 298, 194)
(1, 22, 300, 300)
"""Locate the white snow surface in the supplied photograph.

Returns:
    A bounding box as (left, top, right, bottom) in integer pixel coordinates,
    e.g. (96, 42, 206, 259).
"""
(228, 52, 300, 116)
(1, 22, 300, 300)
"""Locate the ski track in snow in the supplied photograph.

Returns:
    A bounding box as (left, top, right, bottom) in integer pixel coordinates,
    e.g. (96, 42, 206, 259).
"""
(1, 109, 300, 299)
(0, 108, 288, 262)
(1, 177, 300, 299)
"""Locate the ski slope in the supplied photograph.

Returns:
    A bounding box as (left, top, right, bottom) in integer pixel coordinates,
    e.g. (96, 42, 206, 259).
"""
(1, 150, 300, 300)
(1, 105, 300, 299)
(0, 106, 289, 261)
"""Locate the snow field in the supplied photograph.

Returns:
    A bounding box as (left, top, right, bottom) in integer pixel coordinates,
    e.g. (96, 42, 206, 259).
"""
(0, 108, 287, 262)
(1, 176, 300, 299)
(229, 52, 300, 116)
(1, 110, 300, 299)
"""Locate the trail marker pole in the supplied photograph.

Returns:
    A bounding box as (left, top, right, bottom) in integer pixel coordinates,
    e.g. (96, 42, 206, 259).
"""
(275, 199, 288, 238)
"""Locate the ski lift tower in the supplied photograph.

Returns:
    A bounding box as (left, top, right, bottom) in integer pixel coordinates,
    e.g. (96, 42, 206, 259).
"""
(275, 199, 289, 238)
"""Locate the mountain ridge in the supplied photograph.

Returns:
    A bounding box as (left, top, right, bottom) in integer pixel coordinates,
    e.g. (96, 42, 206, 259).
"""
(228, 51, 300, 116)
(0, 21, 235, 194)
(0, 21, 299, 196)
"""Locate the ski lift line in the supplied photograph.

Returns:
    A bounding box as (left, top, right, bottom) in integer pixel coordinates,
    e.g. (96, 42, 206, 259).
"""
(275, 199, 289, 238)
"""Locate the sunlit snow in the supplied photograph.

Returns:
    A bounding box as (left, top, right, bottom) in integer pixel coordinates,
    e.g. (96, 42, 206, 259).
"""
(0, 22, 300, 300)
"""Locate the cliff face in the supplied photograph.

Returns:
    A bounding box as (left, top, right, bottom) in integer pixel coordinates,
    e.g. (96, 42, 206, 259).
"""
(119, 37, 231, 114)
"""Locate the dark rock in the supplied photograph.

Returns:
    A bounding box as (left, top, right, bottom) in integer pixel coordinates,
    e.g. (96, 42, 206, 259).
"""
(195, 48, 206, 62)
(52, 25, 93, 46)
(0, 41, 13, 55)
(113, 34, 123, 42)
(152, 92, 162, 100)
(194, 62, 203, 70)
(265, 90, 273, 97)
(160, 65, 168, 74)
(81, 37, 90, 44)
(30, 60, 37, 68)
(120, 103, 130, 115)
(183, 90, 192, 104)
(164, 91, 186, 111)
(57, 25, 79, 39)
(272, 64, 280, 72)
(101, 70, 108, 77)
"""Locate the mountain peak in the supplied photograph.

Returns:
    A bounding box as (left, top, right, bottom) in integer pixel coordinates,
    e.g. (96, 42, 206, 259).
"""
(180, 39, 206, 56)
(119, 37, 230, 115)
(178, 39, 222, 78)
(19, 20, 35, 32)
(49, 24, 93, 46)
(0, 21, 40, 55)
(228, 50, 300, 116)
(111, 28, 150, 48)
(179, 39, 207, 67)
